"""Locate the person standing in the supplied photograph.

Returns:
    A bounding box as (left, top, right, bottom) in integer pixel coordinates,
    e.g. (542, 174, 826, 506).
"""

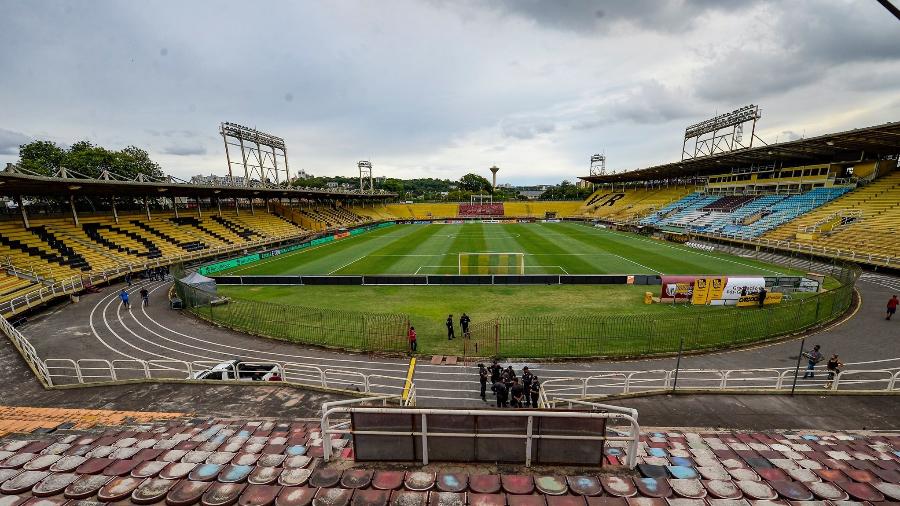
(493, 379, 508, 408)
(460, 313, 470, 337)
(824, 354, 844, 389)
(887, 295, 898, 320)
(521, 367, 534, 407)
(757, 286, 767, 307)
(119, 289, 130, 309)
(478, 364, 489, 401)
(802, 344, 823, 378)
(529, 377, 540, 408)
(510, 378, 524, 408)
(446, 315, 455, 340)
(408, 326, 417, 353)
(489, 360, 502, 386)
(140, 288, 149, 307)
(124, 272, 132, 287)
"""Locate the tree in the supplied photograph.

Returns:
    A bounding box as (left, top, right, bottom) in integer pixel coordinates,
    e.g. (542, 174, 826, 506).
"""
(18, 141, 66, 176)
(459, 173, 492, 193)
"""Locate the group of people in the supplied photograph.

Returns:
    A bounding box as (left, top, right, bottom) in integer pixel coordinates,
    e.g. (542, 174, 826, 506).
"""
(119, 287, 150, 309)
(445, 313, 471, 340)
(478, 360, 540, 408)
(407, 313, 474, 352)
(801, 344, 844, 388)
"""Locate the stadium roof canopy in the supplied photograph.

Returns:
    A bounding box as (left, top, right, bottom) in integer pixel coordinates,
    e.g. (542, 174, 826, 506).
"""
(0, 166, 396, 200)
(580, 121, 900, 184)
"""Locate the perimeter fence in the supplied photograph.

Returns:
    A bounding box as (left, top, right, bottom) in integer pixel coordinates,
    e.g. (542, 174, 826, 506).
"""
(179, 259, 858, 359)
(175, 280, 410, 353)
(465, 261, 858, 359)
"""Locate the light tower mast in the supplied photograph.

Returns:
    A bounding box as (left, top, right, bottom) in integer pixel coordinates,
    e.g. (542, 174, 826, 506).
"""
(589, 154, 606, 177)
(358, 160, 373, 193)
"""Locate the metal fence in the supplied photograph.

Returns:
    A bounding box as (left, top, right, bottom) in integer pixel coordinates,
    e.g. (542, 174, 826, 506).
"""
(175, 280, 410, 353)
(540, 367, 900, 400)
(464, 263, 858, 359)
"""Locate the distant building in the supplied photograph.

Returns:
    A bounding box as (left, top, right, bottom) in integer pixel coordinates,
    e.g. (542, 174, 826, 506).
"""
(191, 174, 246, 186)
(326, 181, 339, 188)
(517, 189, 546, 200)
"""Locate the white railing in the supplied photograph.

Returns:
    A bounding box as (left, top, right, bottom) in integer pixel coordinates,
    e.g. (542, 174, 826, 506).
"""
(540, 367, 900, 400)
(694, 232, 897, 268)
(319, 405, 640, 468)
(38, 356, 414, 401)
(0, 314, 51, 386)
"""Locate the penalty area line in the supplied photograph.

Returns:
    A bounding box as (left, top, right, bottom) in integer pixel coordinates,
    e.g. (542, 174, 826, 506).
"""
(328, 255, 367, 275)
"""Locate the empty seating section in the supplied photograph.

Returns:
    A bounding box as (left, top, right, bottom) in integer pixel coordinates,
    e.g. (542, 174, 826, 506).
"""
(458, 203, 504, 216)
(702, 196, 756, 212)
(504, 201, 584, 217)
(0, 272, 38, 304)
(1, 412, 899, 506)
(585, 187, 695, 222)
(296, 206, 367, 229)
(0, 212, 308, 286)
(641, 188, 851, 237)
(764, 171, 900, 259)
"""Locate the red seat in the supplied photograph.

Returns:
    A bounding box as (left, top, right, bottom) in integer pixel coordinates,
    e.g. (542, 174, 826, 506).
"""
(353, 488, 391, 506)
(566, 476, 602, 497)
(341, 469, 373, 489)
(502, 475, 535, 495)
(63, 474, 112, 499)
(167, 479, 213, 506)
(373, 471, 405, 491)
(436, 473, 468, 493)
(131, 477, 178, 505)
(835, 481, 884, 502)
(468, 493, 506, 506)
(508, 495, 547, 506)
(470, 475, 502, 494)
(601, 477, 637, 498)
(202, 483, 248, 506)
(429, 492, 466, 506)
(97, 476, 144, 502)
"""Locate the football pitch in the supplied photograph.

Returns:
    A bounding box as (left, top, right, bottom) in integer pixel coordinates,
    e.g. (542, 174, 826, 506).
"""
(221, 222, 795, 276)
(208, 223, 827, 355)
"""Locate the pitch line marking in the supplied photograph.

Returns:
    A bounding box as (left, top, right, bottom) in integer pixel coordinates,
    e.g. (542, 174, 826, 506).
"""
(328, 255, 367, 275)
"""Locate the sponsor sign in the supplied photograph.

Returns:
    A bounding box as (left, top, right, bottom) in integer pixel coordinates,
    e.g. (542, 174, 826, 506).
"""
(709, 277, 726, 300)
(721, 277, 766, 302)
(736, 291, 784, 306)
(691, 277, 711, 305)
(660, 275, 697, 300)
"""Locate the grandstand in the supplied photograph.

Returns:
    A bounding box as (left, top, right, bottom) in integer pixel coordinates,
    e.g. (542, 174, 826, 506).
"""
(0, 407, 898, 505)
(582, 122, 900, 268)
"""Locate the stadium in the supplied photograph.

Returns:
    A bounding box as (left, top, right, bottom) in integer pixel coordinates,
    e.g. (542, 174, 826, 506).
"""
(2, 2, 900, 505)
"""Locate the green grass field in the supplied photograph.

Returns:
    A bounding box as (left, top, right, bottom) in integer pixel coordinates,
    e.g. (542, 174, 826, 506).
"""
(202, 223, 850, 357)
(222, 222, 799, 276)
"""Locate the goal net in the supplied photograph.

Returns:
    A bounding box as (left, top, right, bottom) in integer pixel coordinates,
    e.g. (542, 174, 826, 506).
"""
(458, 252, 525, 275)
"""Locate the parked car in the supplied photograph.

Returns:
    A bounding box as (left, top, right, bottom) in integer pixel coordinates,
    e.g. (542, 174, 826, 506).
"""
(192, 360, 280, 381)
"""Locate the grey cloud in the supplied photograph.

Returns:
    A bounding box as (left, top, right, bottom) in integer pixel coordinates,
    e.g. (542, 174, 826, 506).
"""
(501, 120, 556, 139)
(695, 1, 900, 102)
(162, 144, 207, 156)
(0, 128, 31, 155)
(475, 0, 759, 33)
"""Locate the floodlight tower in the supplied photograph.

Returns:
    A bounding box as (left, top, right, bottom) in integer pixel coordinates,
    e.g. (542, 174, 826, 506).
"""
(358, 160, 373, 193)
(589, 154, 606, 176)
(489, 165, 499, 189)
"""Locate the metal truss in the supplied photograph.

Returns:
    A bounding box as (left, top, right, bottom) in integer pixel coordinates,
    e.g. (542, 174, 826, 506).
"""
(220, 122, 290, 187)
(682, 105, 766, 161)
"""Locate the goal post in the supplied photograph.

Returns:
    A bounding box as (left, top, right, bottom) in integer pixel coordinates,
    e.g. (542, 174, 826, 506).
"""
(458, 252, 525, 275)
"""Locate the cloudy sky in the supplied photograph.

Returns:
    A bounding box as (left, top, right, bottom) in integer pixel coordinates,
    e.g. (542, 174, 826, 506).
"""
(1, 0, 899, 185)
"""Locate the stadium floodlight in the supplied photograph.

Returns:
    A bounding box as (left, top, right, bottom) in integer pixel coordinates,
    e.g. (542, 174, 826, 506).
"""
(220, 122, 290, 188)
(458, 252, 525, 275)
(589, 153, 606, 176)
(358, 160, 373, 193)
(682, 104, 765, 161)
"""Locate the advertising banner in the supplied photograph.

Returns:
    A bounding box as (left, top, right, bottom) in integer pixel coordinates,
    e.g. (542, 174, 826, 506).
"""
(736, 291, 784, 306)
(720, 277, 766, 303)
(691, 277, 711, 305)
(660, 275, 697, 300)
(709, 276, 726, 300)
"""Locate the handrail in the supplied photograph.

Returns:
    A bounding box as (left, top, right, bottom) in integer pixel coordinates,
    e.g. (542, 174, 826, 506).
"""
(540, 366, 900, 400)
(319, 405, 641, 468)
